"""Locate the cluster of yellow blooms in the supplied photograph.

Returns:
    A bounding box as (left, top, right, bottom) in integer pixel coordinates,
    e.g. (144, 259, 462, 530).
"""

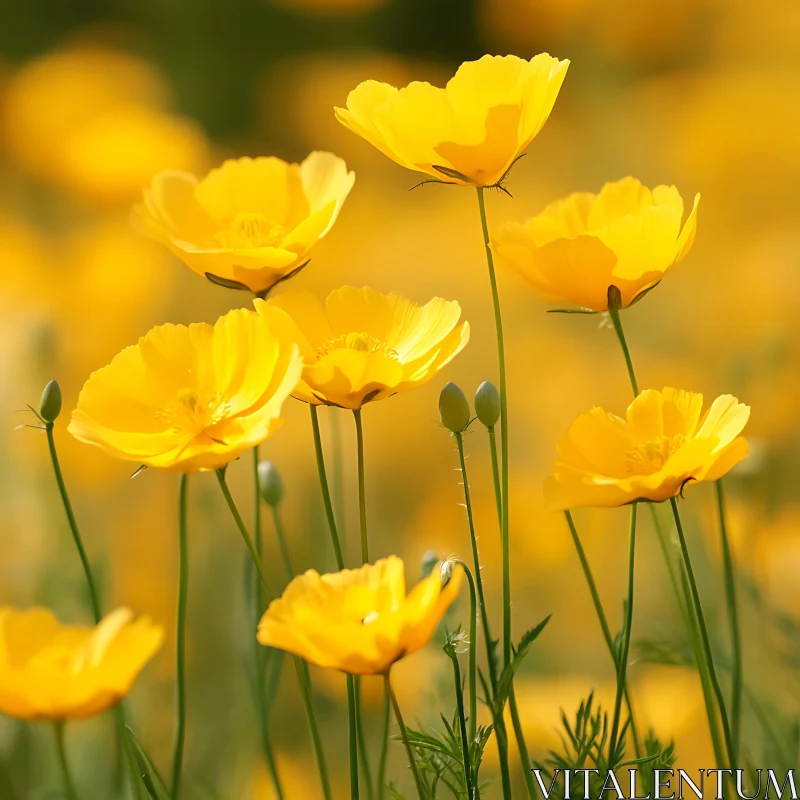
(1, 52, 751, 799)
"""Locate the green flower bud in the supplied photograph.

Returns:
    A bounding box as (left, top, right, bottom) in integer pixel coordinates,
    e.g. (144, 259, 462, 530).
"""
(438, 382, 470, 434)
(474, 381, 500, 428)
(39, 380, 62, 423)
(257, 460, 284, 507)
(420, 549, 438, 580)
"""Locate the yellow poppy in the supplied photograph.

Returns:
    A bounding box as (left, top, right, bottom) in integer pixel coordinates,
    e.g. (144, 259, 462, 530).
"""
(545, 388, 750, 509)
(492, 177, 700, 311)
(335, 54, 569, 187)
(68, 308, 303, 472)
(0, 607, 162, 721)
(134, 152, 355, 295)
(255, 286, 470, 409)
(257, 556, 462, 675)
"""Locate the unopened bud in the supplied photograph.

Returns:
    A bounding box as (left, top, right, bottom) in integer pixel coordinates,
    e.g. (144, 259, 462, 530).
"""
(474, 381, 500, 428)
(606, 284, 623, 312)
(39, 380, 62, 423)
(257, 460, 284, 507)
(439, 558, 456, 589)
(438, 382, 470, 434)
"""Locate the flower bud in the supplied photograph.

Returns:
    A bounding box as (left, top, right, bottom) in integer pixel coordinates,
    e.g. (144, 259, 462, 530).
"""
(438, 382, 470, 434)
(257, 460, 284, 507)
(420, 550, 438, 580)
(474, 381, 500, 428)
(39, 380, 62, 423)
(606, 284, 623, 312)
(439, 558, 457, 589)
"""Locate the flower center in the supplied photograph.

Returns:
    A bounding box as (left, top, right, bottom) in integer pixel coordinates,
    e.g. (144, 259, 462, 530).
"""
(317, 332, 398, 360)
(361, 611, 379, 625)
(625, 434, 685, 475)
(159, 388, 232, 435)
(214, 212, 287, 250)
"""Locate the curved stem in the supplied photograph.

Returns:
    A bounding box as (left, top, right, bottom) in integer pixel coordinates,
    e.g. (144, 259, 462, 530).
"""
(347, 674, 361, 800)
(386, 673, 425, 800)
(252, 447, 284, 800)
(46, 424, 101, 621)
(377, 686, 390, 800)
(564, 510, 641, 757)
(607, 304, 639, 396)
(454, 432, 511, 796)
(670, 497, 734, 767)
(310, 404, 345, 570)
(487, 429, 537, 796)
(171, 474, 189, 800)
(353, 409, 369, 564)
(454, 560, 477, 743)
(716, 480, 742, 765)
(475, 188, 511, 670)
(446, 648, 473, 799)
(54, 723, 79, 800)
(216, 470, 274, 598)
(608, 504, 638, 761)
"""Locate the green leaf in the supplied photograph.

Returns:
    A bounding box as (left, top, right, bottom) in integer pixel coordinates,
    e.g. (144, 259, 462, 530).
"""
(125, 726, 170, 800)
(204, 273, 252, 292)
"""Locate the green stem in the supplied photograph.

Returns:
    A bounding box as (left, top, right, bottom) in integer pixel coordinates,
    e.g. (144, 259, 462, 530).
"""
(454, 560, 477, 743)
(487, 428, 537, 796)
(670, 498, 734, 767)
(386, 673, 425, 800)
(252, 448, 283, 800)
(44, 423, 140, 796)
(454, 432, 511, 797)
(475, 188, 511, 670)
(446, 648, 474, 799)
(310, 404, 345, 570)
(54, 723, 79, 800)
(46, 424, 101, 621)
(347, 675, 361, 800)
(171, 475, 189, 800)
(353, 409, 369, 564)
(377, 686, 390, 800)
(716, 480, 742, 765)
(271, 507, 296, 579)
(607, 302, 639, 396)
(216, 470, 274, 598)
(355, 678, 374, 800)
(608, 504, 638, 761)
(564, 511, 641, 758)
(219, 467, 331, 799)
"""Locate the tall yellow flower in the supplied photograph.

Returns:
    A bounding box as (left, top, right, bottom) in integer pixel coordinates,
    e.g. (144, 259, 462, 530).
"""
(335, 54, 569, 187)
(68, 308, 303, 472)
(257, 556, 462, 675)
(492, 177, 700, 311)
(545, 388, 750, 509)
(0, 607, 162, 721)
(256, 286, 470, 409)
(134, 152, 355, 295)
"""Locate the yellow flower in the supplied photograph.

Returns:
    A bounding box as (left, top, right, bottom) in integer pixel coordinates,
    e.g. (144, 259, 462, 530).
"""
(134, 152, 355, 295)
(492, 177, 700, 311)
(335, 54, 569, 187)
(256, 286, 470, 409)
(545, 388, 750, 509)
(257, 556, 462, 675)
(0, 607, 162, 721)
(68, 308, 303, 472)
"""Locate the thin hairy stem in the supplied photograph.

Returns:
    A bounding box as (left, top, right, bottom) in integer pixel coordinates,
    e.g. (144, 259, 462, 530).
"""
(386, 673, 425, 800)
(171, 474, 189, 799)
(54, 724, 79, 800)
(310, 404, 345, 570)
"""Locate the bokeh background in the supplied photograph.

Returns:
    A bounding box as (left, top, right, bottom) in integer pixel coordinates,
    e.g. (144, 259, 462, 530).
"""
(1, 0, 799, 797)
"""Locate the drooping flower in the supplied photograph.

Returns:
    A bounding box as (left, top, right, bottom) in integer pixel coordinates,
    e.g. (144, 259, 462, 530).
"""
(545, 388, 750, 509)
(257, 556, 462, 675)
(492, 177, 700, 311)
(134, 152, 355, 295)
(0, 607, 162, 721)
(335, 54, 569, 188)
(256, 286, 469, 409)
(68, 308, 303, 472)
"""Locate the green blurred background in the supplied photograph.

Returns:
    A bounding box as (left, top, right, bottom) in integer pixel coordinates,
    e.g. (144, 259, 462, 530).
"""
(1, 0, 800, 796)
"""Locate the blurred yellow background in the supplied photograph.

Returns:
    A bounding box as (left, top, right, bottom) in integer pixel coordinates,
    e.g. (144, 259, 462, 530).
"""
(1, 0, 799, 796)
